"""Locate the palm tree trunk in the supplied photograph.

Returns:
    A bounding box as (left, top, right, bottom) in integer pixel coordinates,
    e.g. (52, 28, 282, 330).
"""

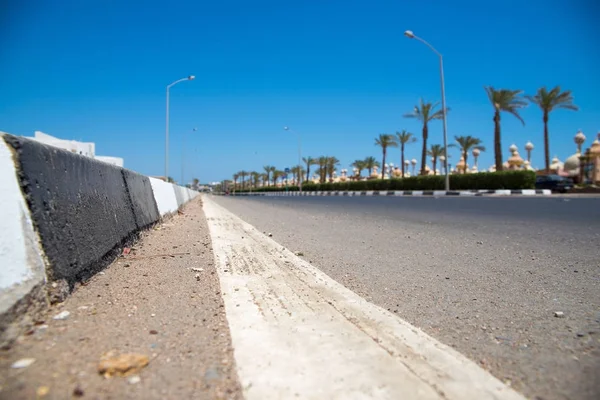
(494, 112, 503, 171)
(433, 157, 437, 175)
(543, 112, 550, 173)
(464, 151, 468, 174)
(306, 165, 310, 182)
(421, 124, 428, 175)
(381, 148, 386, 179)
(401, 144, 405, 177)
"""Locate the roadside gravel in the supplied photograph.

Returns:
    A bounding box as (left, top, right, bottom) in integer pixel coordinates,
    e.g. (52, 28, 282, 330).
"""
(0, 197, 242, 400)
(211, 195, 600, 400)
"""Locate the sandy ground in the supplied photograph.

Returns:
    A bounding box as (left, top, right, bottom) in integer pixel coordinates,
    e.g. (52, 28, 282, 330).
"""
(0, 197, 242, 400)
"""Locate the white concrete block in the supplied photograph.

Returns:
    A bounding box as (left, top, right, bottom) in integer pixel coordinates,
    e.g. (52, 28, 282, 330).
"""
(150, 177, 179, 216)
(0, 138, 47, 315)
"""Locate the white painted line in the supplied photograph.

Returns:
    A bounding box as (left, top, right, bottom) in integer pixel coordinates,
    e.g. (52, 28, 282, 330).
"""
(521, 189, 536, 196)
(203, 196, 526, 400)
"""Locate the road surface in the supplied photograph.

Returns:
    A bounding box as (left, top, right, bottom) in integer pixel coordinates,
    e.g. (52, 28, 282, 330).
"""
(211, 195, 600, 400)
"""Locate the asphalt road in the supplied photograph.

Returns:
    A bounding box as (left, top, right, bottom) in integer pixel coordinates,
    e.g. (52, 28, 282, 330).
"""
(211, 195, 600, 400)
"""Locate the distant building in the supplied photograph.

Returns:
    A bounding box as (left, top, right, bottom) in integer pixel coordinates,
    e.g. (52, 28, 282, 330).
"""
(95, 156, 124, 168)
(26, 131, 124, 167)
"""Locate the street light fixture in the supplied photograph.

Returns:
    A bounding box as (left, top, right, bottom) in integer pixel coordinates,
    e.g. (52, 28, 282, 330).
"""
(405, 30, 450, 191)
(165, 75, 195, 181)
(283, 126, 303, 193)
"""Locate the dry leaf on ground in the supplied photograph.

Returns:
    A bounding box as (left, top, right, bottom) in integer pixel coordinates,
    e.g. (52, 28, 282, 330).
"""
(97, 353, 149, 378)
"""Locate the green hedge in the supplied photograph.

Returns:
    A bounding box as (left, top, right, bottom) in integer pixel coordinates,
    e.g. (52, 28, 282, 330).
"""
(235, 171, 535, 192)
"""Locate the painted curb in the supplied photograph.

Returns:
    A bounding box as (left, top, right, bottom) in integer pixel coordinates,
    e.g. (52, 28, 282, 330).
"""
(226, 189, 552, 197)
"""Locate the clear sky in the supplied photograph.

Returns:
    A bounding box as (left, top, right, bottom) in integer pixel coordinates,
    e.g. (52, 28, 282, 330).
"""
(1, 0, 599, 183)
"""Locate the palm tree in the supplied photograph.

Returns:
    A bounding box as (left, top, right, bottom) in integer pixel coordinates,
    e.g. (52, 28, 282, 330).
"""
(251, 171, 261, 188)
(395, 130, 417, 177)
(404, 99, 446, 175)
(232, 173, 239, 190)
(272, 170, 283, 186)
(484, 87, 528, 171)
(289, 165, 303, 185)
(455, 135, 485, 173)
(317, 156, 328, 183)
(302, 157, 316, 182)
(375, 134, 397, 178)
(239, 171, 248, 189)
(351, 160, 367, 178)
(326, 157, 340, 182)
(260, 173, 269, 187)
(526, 86, 578, 173)
(263, 165, 273, 186)
(314, 168, 322, 182)
(427, 144, 449, 175)
(363, 156, 380, 176)
(268, 166, 277, 186)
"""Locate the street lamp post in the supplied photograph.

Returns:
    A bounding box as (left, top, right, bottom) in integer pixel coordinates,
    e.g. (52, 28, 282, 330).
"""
(165, 75, 195, 181)
(181, 127, 198, 186)
(404, 30, 450, 191)
(283, 126, 303, 193)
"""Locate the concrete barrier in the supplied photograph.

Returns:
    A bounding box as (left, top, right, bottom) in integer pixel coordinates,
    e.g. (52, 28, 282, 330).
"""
(0, 133, 198, 347)
(150, 177, 179, 216)
(122, 169, 161, 229)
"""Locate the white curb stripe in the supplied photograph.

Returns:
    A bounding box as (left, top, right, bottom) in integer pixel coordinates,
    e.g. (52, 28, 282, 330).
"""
(203, 196, 526, 400)
(230, 189, 552, 197)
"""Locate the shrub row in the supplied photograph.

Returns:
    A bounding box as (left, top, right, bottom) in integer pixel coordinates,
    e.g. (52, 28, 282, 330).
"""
(234, 170, 535, 193)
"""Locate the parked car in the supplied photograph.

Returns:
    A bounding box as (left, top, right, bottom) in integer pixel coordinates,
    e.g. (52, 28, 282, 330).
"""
(535, 175, 574, 193)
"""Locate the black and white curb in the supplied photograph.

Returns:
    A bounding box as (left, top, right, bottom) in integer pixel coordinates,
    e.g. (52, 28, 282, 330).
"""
(231, 189, 552, 197)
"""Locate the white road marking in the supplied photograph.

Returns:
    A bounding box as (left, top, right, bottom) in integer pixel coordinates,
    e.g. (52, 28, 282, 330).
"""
(203, 196, 526, 400)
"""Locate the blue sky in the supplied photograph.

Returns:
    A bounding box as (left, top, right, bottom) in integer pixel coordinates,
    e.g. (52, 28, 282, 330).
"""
(1, 0, 599, 183)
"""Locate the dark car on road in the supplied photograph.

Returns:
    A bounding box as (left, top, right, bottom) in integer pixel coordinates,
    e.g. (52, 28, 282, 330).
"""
(535, 175, 574, 193)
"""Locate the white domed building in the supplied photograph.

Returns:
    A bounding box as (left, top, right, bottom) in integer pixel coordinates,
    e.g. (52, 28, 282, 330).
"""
(564, 153, 581, 179)
(549, 156, 564, 174)
(560, 130, 586, 182)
